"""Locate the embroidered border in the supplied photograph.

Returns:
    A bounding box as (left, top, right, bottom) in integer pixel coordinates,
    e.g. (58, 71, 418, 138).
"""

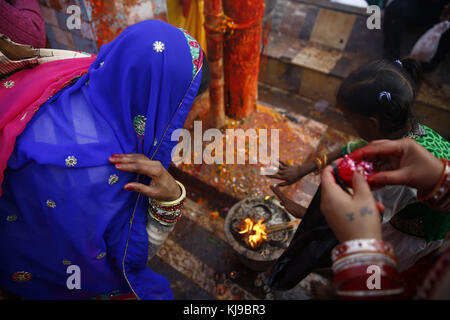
(404, 123, 427, 139)
(178, 28, 201, 80)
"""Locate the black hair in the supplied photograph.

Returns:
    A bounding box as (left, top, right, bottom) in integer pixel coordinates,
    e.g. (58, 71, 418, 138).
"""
(196, 54, 210, 97)
(336, 58, 422, 133)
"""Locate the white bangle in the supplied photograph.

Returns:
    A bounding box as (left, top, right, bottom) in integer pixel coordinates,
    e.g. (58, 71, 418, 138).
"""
(153, 180, 186, 207)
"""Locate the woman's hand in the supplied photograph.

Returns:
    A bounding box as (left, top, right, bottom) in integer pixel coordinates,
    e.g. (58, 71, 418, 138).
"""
(109, 154, 181, 201)
(351, 139, 444, 195)
(270, 184, 306, 218)
(320, 164, 382, 242)
(269, 161, 315, 186)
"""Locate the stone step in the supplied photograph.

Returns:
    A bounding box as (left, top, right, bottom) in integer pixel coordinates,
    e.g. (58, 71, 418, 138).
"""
(259, 38, 450, 139)
(260, 0, 450, 138)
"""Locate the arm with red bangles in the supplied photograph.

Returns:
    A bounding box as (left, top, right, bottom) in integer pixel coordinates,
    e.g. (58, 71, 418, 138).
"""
(320, 165, 403, 299)
(319, 138, 449, 299)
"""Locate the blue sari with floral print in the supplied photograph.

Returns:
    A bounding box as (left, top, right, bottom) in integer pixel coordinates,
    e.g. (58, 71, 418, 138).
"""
(0, 20, 203, 299)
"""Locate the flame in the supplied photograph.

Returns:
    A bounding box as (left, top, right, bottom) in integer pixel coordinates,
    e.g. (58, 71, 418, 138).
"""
(237, 218, 268, 248)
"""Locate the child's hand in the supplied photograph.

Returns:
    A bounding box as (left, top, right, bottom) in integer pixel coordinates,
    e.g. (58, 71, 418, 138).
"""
(269, 161, 314, 186)
(109, 154, 181, 202)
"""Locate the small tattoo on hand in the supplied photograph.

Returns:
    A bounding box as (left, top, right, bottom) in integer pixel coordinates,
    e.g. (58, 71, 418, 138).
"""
(360, 206, 373, 216)
(346, 213, 355, 222)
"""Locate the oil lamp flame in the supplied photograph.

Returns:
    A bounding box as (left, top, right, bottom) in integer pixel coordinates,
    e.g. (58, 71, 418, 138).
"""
(237, 217, 268, 248)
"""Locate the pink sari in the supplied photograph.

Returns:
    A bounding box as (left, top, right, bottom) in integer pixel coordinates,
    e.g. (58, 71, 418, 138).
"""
(0, 57, 96, 195)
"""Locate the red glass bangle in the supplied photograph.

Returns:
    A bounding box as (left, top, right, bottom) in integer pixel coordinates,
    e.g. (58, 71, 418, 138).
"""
(149, 203, 182, 218)
(334, 264, 399, 287)
(152, 199, 185, 211)
(150, 208, 183, 224)
(333, 264, 403, 299)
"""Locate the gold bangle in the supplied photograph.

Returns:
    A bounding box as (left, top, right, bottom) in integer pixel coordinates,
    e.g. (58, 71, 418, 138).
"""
(322, 153, 328, 167)
(314, 157, 323, 174)
(418, 159, 450, 212)
(154, 180, 186, 206)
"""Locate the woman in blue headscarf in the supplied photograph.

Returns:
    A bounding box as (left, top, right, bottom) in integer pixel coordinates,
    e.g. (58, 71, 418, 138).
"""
(0, 20, 209, 299)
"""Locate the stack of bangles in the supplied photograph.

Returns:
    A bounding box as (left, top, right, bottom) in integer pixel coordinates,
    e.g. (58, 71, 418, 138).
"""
(314, 153, 327, 174)
(148, 180, 186, 226)
(418, 158, 450, 213)
(331, 239, 404, 299)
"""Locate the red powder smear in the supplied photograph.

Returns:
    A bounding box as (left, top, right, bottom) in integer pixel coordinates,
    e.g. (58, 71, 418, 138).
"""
(222, 0, 265, 119)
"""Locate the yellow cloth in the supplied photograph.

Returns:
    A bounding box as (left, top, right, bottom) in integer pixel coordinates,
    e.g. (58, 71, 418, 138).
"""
(166, 0, 207, 53)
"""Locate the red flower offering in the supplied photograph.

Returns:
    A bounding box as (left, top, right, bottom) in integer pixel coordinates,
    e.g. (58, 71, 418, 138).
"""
(337, 155, 376, 188)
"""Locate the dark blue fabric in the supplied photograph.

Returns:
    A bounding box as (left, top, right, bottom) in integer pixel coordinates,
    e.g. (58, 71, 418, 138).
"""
(0, 20, 202, 299)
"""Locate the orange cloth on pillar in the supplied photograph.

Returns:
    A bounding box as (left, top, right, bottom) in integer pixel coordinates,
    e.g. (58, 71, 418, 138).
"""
(166, 0, 207, 53)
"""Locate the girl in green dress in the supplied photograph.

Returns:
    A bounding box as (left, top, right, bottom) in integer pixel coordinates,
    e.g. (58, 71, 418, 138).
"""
(271, 58, 450, 273)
